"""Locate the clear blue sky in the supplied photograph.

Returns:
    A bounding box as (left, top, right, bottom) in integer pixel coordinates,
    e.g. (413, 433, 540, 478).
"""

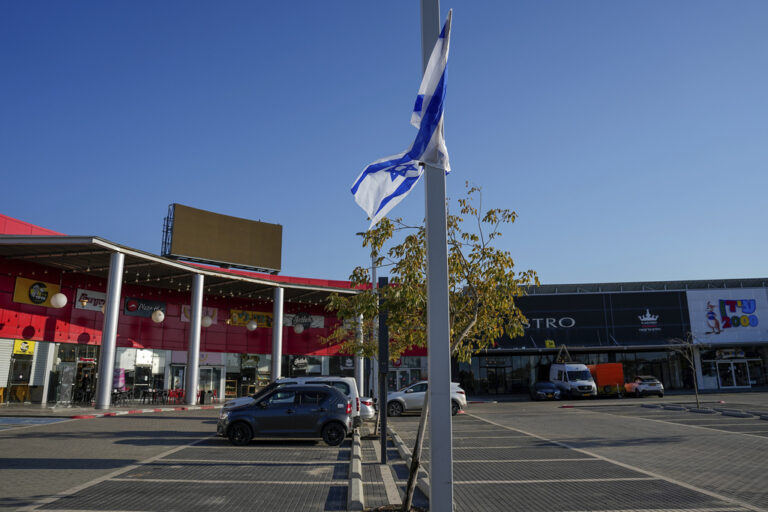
(2, 1, 766, 285)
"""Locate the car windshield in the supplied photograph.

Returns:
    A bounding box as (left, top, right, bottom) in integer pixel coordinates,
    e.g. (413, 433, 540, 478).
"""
(567, 370, 592, 381)
(640, 377, 659, 383)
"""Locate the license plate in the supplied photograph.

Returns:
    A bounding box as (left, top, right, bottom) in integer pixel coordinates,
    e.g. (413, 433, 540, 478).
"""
(583, 393, 591, 397)
(546, 393, 553, 398)
(648, 383, 657, 387)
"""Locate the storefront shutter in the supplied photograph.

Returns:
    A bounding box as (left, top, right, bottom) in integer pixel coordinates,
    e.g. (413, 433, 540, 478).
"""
(29, 342, 53, 386)
(0, 338, 12, 388)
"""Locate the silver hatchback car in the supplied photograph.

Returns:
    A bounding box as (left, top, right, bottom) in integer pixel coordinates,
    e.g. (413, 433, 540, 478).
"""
(386, 381, 467, 417)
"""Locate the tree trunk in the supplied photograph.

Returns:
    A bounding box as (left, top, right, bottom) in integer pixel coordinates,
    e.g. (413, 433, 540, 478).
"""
(402, 391, 429, 511)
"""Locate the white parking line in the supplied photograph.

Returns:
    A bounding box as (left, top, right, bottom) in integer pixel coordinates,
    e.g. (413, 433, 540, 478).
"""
(454, 477, 657, 484)
(379, 464, 403, 504)
(453, 458, 596, 463)
(468, 413, 768, 512)
(111, 478, 341, 484)
(160, 458, 344, 465)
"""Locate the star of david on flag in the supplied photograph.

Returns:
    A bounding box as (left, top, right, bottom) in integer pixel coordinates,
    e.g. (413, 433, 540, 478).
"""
(351, 11, 452, 229)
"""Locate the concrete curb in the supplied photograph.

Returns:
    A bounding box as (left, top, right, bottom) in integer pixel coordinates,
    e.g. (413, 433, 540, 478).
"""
(70, 404, 221, 419)
(721, 410, 754, 418)
(388, 426, 430, 500)
(348, 428, 364, 512)
(689, 408, 717, 414)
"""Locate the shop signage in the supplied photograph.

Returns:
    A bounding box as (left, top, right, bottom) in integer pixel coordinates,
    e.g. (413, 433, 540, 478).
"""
(498, 292, 688, 349)
(180, 305, 218, 324)
(230, 309, 273, 328)
(75, 288, 107, 311)
(123, 297, 166, 318)
(687, 289, 768, 344)
(523, 317, 576, 329)
(13, 339, 36, 355)
(13, 277, 61, 307)
(284, 313, 324, 329)
(638, 309, 661, 333)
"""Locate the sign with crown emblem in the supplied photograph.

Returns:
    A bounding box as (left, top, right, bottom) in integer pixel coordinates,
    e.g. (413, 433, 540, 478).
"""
(638, 309, 661, 333)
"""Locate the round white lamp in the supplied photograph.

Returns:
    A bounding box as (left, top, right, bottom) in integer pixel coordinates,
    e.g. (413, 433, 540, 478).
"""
(151, 310, 165, 323)
(201, 315, 213, 328)
(293, 324, 304, 334)
(50, 293, 68, 309)
(246, 320, 258, 331)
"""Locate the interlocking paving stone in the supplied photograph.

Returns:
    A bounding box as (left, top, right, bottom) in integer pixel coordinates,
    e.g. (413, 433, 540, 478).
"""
(420, 445, 590, 461)
(121, 461, 348, 482)
(170, 444, 348, 462)
(37, 480, 348, 511)
(451, 479, 745, 512)
(449, 459, 644, 482)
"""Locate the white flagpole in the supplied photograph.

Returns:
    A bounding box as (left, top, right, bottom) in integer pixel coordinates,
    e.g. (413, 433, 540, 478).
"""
(420, 0, 454, 510)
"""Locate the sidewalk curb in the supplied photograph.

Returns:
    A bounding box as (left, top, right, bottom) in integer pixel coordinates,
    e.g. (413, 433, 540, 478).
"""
(348, 428, 364, 512)
(70, 404, 221, 419)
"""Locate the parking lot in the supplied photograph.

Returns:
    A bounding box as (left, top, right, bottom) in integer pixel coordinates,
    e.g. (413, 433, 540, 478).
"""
(2, 394, 767, 511)
(389, 395, 768, 511)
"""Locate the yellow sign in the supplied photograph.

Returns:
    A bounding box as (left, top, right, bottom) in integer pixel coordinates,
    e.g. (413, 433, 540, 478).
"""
(230, 309, 273, 328)
(13, 277, 61, 307)
(545, 339, 556, 349)
(13, 339, 36, 356)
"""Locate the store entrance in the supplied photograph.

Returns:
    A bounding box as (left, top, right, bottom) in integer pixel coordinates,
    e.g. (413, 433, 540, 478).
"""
(487, 367, 507, 394)
(387, 369, 421, 392)
(715, 360, 751, 388)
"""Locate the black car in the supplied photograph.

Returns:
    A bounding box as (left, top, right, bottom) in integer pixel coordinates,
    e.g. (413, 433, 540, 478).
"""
(217, 384, 353, 446)
(529, 381, 561, 401)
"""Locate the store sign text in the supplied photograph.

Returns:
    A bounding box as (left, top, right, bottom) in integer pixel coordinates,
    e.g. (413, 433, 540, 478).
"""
(523, 317, 576, 329)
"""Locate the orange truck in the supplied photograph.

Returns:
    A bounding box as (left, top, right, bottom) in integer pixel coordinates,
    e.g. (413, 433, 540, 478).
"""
(586, 363, 624, 397)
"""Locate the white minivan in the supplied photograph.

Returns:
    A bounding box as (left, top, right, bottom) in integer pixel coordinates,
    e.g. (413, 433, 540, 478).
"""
(549, 363, 597, 398)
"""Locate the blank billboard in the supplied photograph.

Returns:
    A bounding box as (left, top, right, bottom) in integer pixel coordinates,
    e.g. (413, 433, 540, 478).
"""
(164, 204, 282, 273)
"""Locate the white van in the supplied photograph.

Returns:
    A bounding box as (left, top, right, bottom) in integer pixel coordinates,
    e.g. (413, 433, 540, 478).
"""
(549, 363, 597, 398)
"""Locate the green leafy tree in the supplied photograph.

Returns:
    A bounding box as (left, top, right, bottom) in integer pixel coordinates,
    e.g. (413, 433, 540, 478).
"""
(324, 183, 538, 363)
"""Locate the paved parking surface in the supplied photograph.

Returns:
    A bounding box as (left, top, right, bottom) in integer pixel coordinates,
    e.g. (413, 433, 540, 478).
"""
(0, 418, 70, 431)
(0, 410, 351, 512)
(389, 398, 768, 511)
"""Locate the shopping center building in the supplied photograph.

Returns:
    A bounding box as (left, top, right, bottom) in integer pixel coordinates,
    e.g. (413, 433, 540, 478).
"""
(1, 213, 766, 405)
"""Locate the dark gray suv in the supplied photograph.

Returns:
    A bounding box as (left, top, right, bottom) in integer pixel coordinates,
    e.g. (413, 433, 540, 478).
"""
(217, 384, 352, 446)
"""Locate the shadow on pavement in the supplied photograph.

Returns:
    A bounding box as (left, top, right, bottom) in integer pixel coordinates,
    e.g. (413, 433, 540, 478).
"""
(0, 457, 135, 470)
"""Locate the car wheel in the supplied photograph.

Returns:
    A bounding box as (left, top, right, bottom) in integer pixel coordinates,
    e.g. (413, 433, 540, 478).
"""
(658, 392, 664, 398)
(451, 401, 460, 416)
(387, 401, 403, 417)
(322, 422, 346, 446)
(228, 422, 252, 446)
(635, 390, 641, 398)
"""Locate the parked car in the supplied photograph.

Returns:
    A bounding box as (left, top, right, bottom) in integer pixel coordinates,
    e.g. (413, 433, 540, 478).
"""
(359, 397, 377, 422)
(529, 381, 561, 401)
(386, 381, 467, 417)
(217, 384, 352, 446)
(625, 375, 665, 397)
(223, 375, 362, 427)
(549, 363, 597, 398)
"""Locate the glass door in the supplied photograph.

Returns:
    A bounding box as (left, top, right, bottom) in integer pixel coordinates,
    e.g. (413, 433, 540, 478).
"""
(717, 362, 735, 387)
(732, 361, 750, 387)
(717, 361, 751, 389)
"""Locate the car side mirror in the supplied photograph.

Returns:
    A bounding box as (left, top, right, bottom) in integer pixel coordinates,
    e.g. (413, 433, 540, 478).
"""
(258, 401, 268, 409)
(405, 389, 413, 394)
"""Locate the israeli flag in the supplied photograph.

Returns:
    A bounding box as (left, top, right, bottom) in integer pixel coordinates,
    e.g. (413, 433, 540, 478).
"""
(351, 11, 452, 229)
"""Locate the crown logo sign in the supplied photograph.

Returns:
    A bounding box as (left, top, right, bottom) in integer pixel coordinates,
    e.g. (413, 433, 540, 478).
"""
(638, 309, 659, 324)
